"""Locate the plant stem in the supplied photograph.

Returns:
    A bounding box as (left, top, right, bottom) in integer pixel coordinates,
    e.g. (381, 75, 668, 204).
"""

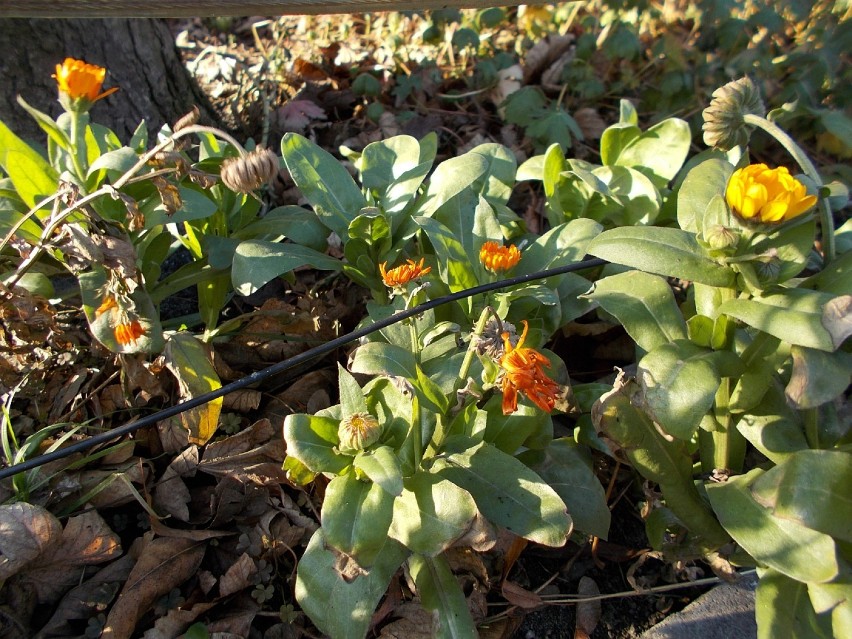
(456, 306, 496, 390)
(700, 378, 746, 474)
(804, 408, 820, 449)
(69, 111, 88, 183)
(743, 113, 835, 264)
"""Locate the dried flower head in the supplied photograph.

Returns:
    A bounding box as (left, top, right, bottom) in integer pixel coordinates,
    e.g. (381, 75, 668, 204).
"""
(499, 320, 562, 415)
(338, 412, 381, 453)
(702, 77, 765, 150)
(53, 58, 118, 112)
(114, 320, 145, 346)
(220, 147, 279, 194)
(480, 241, 521, 273)
(379, 258, 431, 289)
(725, 164, 817, 224)
(473, 318, 517, 360)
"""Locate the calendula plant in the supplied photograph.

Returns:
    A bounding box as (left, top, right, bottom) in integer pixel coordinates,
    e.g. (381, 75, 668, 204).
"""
(283, 241, 611, 638)
(584, 77, 851, 639)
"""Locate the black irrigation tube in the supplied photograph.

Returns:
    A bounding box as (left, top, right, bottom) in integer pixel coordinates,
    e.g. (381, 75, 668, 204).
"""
(0, 257, 607, 481)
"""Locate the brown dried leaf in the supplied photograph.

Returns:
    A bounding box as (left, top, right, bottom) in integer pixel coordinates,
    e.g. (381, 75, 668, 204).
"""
(200, 419, 287, 483)
(154, 446, 199, 522)
(23, 510, 122, 603)
(575, 576, 601, 639)
(102, 536, 206, 639)
(150, 175, 182, 215)
(205, 596, 260, 636)
(0, 503, 62, 581)
(523, 34, 574, 83)
(211, 474, 270, 527)
(501, 580, 544, 611)
(36, 554, 135, 639)
(149, 519, 234, 542)
(378, 602, 436, 639)
(574, 108, 607, 140)
(77, 461, 149, 509)
(223, 388, 262, 412)
(219, 552, 257, 598)
(142, 601, 216, 639)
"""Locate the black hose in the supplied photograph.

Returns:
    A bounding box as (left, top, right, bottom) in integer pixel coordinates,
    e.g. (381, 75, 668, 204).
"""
(0, 257, 606, 480)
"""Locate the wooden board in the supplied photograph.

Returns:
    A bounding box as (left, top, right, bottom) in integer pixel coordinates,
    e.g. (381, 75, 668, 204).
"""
(1, 1, 522, 18)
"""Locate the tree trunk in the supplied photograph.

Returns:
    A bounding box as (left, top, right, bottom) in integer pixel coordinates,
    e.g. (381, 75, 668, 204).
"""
(0, 18, 218, 144)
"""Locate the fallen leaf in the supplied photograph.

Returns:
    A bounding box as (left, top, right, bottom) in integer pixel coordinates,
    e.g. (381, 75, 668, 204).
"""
(378, 602, 436, 638)
(205, 595, 260, 636)
(154, 445, 199, 522)
(0, 503, 62, 581)
(23, 510, 122, 603)
(101, 536, 206, 639)
(223, 388, 262, 412)
(141, 601, 216, 639)
(501, 580, 544, 610)
(277, 98, 327, 132)
(76, 460, 149, 509)
(575, 576, 601, 639)
(219, 552, 257, 598)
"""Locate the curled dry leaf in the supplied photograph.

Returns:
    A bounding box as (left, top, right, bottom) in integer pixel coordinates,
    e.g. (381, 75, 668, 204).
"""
(101, 536, 206, 639)
(153, 445, 199, 522)
(523, 34, 574, 83)
(200, 419, 287, 484)
(0, 503, 62, 581)
(575, 576, 602, 639)
(223, 388, 262, 412)
(142, 601, 217, 639)
(501, 580, 544, 611)
(219, 552, 257, 598)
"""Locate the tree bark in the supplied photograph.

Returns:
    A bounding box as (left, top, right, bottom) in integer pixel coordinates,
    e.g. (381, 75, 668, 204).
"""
(0, 18, 218, 144)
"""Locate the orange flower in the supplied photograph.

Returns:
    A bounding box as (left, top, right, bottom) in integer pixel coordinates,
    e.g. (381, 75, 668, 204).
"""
(379, 258, 431, 288)
(114, 320, 145, 346)
(53, 58, 118, 109)
(499, 320, 561, 415)
(480, 241, 521, 273)
(95, 296, 118, 318)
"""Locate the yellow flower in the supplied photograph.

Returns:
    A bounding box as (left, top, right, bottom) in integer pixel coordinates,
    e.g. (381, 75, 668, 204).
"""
(480, 241, 521, 273)
(499, 320, 561, 415)
(379, 258, 431, 288)
(53, 58, 118, 111)
(725, 164, 817, 224)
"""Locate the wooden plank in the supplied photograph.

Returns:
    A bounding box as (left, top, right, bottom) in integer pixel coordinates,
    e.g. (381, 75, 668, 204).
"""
(1, 1, 522, 19)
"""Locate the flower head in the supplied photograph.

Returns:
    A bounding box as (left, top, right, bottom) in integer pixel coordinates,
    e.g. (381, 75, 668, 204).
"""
(379, 258, 431, 288)
(53, 58, 118, 112)
(702, 77, 765, 150)
(114, 320, 145, 346)
(499, 320, 562, 415)
(480, 241, 521, 273)
(338, 412, 381, 453)
(220, 147, 279, 193)
(725, 164, 817, 224)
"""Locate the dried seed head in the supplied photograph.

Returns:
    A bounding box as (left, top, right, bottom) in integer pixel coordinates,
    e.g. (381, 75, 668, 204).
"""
(702, 77, 765, 150)
(173, 106, 201, 132)
(220, 147, 279, 193)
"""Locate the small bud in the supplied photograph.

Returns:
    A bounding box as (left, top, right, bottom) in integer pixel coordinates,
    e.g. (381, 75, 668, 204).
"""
(702, 77, 765, 150)
(220, 147, 279, 193)
(703, 225, 739, 250)
(338, 412, 381, 453)
(756, 251, 782, 282)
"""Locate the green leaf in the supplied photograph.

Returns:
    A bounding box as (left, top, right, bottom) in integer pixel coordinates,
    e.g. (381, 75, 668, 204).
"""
(16, 96, 71, 151)
(808, 580, 852, 639)
(281, 132, 367, 237)
(414, 216, 477, 292)
(354, 446, 403, 497)
(360, 135, 421, 190)
(755, 569, 834, 639)
(676, 159, 734, 234)
(234, 205, 329, 251)
(637, 340, 722, 440)
(806, 250, 852, 297)
(749, 450, 852, 543)
(296, 529, 408, 639)
(0, 120, 58, 209)
(482, 396, 552, 454)
(706, 469, 839, 584)
(389, 472, 478, 556)
(350, 342, 418, 379)
(433, 439, 571, 547)
(785, 346, 851, 408)
(593, 378, 730, 549)
(469, 143, 517, 206)
(600, 122, 640, 167)
(407, 554, 478, 639)
(283, 414, 352, 475)
(735, 385, 808, 465)
(87, 147, 139, 176)
(612, 117, 691, 184)
(587, 226, 737, 287)
(338, 363, 369, 417)
(586, 271, 688, 352)
(231, 239, 341, 295)
(517, 438, 611, 539)
(515, 218, 603, 275)
(162, 333, 222, 445)
(719, 289, 850, 352)
(420, 153, 489, 217)
(593, 165, 662, 225)
(322, 471, 395, 569)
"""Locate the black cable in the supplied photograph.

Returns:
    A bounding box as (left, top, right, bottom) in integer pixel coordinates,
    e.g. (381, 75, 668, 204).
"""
(0, 257, 606, 480)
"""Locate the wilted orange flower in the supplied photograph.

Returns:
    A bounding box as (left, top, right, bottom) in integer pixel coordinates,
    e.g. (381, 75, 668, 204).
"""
(499, 320, 561, 415)
(379, 258, 431, 288)
(95, 295, 118, 318)
(480, 241, 521, 273)
(114, 320, 145, 346)
(53, 58, 118, 108)
(725, 164, 817, 224)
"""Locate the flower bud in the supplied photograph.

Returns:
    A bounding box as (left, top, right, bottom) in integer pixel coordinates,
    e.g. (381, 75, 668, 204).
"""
(703, 225, 739, 250)
(220, 147, 279, 193)
(702, 77, 765, 150)
(338, 412, 381, 453)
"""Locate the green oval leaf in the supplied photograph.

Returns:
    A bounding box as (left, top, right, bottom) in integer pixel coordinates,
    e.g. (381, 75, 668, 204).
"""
(353, 446, 403, 497)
